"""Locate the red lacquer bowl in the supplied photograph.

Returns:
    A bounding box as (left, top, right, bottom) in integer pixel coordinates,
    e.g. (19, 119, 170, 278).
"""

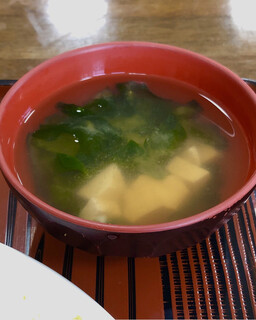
(0, 42, 256, 257)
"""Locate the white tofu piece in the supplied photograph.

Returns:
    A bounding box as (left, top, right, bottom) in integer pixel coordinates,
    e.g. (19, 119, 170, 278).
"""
(162, 175, 190, 209)
(180, 146, 201, 166)
(166, 156, 210, 186)
(123, 175, 162, 223)
(78, 163, 126, 201)
(79, 197, 121, 222)
(123, 174, 189, 223)
(180, 140, 220, 165)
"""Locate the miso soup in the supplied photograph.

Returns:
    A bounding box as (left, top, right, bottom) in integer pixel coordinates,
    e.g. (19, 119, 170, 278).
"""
(16, 74, 250, 225)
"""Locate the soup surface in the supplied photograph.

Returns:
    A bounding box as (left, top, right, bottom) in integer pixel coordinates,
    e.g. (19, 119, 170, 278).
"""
(16, 74, 250, 225)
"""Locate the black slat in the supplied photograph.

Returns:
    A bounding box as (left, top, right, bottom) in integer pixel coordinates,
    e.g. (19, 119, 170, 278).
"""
(128, 257, 136, 320)
(0, 80, 16, 86)
(62, 245, 74, 281)
(25, 214, 32, 255)
(169, 252, 184, 318)
(159, 255, 173, 319)
(35, 233, 45, 262)
(5, 191, 17, 247)
(95, 256, 105, 307)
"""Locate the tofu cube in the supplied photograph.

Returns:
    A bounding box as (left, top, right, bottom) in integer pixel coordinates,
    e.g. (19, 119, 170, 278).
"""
(166, 156, 210, 186)
(78, 163, 126, 200)
(180, 140, 220, 165)
(123, 174, 189, 223)
(78, 164, 126, 220)
(162, 175, 190, 209)
(180, 146, 201, 166)
(79, 197, 122, 222)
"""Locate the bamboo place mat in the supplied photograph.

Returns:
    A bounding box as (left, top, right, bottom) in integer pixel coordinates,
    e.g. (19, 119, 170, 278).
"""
(0, 80, 256, 320)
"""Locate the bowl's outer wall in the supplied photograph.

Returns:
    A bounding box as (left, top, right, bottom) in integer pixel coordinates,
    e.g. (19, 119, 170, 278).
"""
(1, 42, 256, 256)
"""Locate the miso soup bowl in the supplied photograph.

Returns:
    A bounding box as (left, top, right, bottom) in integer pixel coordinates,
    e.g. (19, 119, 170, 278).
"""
(0, 42, 256, 257)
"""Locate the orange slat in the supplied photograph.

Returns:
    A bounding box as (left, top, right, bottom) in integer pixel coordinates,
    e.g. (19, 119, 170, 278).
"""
(205, 238, 225, 319)
(196, 243, 214, 319)
(215, 230, 237, 319)
(72, 248, 97, 300)
(11, 201, 28, 252)
(233, 214, 256, 319)
(29, 222, 45, 258)
(246, 194, 256, 246)
(187, 247, 204, 319)
(41, 232, 66, 275)
(224, 223, 248, 320)
(104, 256, 129, 319)
(135, 257, 165, 319)
(176, 251, 189, 319)
(242, 204, 256, 268)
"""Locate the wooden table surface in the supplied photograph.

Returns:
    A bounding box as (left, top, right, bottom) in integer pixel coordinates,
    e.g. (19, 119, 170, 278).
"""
(0, 0, 255, 80)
